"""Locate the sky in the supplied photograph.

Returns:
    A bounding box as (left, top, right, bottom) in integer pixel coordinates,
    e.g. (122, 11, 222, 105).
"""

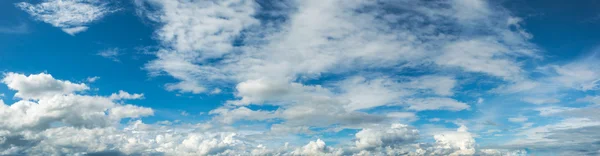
(0, 0, 600, 155)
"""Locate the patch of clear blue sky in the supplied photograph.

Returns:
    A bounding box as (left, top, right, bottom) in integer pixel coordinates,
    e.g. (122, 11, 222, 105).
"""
(1, 0, 600, 149)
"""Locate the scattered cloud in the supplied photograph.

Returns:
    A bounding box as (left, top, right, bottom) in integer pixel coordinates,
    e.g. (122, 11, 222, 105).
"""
(210, 88, 222, 94)
(2, 72, 88, 100)
(97, 48, 121, 62)
(109, 90, 144, 100)
(180, 111, 189, 116)
(354, 124, 419, 150)
(86, 76, 100, 83)
(16, 0, 117, 35)
(0, 72, 152, 133)
(406, 98, 470, 111)
(4, 0, 600, 155)
(522, 97, 560, 105)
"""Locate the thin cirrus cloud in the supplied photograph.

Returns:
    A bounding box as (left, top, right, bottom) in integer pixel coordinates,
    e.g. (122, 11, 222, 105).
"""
(16, 0, 117, 35)
(97, 48, 122, 62)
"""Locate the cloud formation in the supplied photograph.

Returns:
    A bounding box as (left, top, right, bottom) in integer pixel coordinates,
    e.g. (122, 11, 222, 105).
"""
(4, 0, 600, 155)
(16, 0, 117, 35)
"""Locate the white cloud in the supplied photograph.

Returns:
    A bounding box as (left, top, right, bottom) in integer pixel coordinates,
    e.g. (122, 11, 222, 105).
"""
(138, 0, 536, 95)
(508, 117, 528, 123)
(0, 0, 568, 154)
(86, 76, 100, 83)
(16, 0, 116, 35)
(0, 121, 246, 156)
(0, 72, 518, 156)
(2, 72, 89, 100)
(535, 106, 577, 116)
(428, 125, 476, 156)
(132, 0, 535, 139)
(51, 0, 564, 154)
(436, 39, 526, 80)
(280, 100, 386, 128)
(110, 105, 154, 120)
(291, 139, 342, 156)
(137, 0, 259, 58)
(210, 107, 278, 124)
(550, 58, 600, 91)
(165, 81, 207, 94)
(231, 79, 332, 106)
(493, 55, 600, 95)
(0, 73, 152, 133)
(576, 96, 600, 105)
(337, 77, 406, 111)
(406, 98, 470, 111)
(109, 90, 144, 100)
(210, 88, 222, 94)
(97, 48, 121, 62)
(522, 97, 560, 105)
(508, 118, 600, 148)
(386, 112, 418, 122)
(180, 111, 190, 116)
(61, 26, 88, 35)
(407, 76, 457, 96)
(354, 124, 419, 150)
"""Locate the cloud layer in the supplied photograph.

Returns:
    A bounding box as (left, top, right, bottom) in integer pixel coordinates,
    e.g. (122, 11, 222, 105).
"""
(6, 0, 600, 155)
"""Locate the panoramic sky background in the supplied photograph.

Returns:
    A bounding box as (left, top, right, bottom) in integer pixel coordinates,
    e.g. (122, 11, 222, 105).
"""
(1, 0, 600, 155)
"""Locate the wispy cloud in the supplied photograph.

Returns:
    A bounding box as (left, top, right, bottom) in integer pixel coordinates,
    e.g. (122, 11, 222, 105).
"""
(86, 76, 100, 83)
(2, 0, 600, 155)
(97, 48, 121, 62)
(16, 0, 117, 35)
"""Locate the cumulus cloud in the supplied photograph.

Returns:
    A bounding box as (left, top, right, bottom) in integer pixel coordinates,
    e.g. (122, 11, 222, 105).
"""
(0, 73, 152, 132)
(0, 73, 526, 155)
(2, 72, 89, 100)
(109, 90, 144, 100)
(0, 121, 245, 155)
(427, 125, 476, 156)
(16, 0, 117, 35)
(290, 139, 342, 156)
(354, 124, 419, 150)
(0, 73, 156, 155)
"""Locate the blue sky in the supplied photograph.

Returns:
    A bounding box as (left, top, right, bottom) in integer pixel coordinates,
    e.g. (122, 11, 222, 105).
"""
(1, 0, 600, 155)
